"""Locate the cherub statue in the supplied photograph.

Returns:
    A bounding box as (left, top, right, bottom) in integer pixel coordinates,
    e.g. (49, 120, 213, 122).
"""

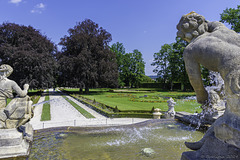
(0, 64, 33, 130)
(166, 97, 176, 117)
(177, 11, 240, 153)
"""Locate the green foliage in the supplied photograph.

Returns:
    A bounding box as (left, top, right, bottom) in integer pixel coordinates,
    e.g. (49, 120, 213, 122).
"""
(152, 38, 210, 90)
(152, 43, 171, 84)
(31, 95, 41, 105)
(121, 49, 145, 87)
(6, 98, 11, 105)
(111, 43, 145, 88)
(58, 19, 118, 92)
(141, 75, 155, 83)
(0, 23, 57, 89)
(201, 65, 210, 86)
(151, 107, 155, 113)
(114, 106, 119, 113)
(220, 5, 240, 33)
(71, 95, 153, 118)
(110, 42, 126, 87)
(110, 42, 125, 71)
(152, 38, 189, 90)
(64, 88, 202, 114)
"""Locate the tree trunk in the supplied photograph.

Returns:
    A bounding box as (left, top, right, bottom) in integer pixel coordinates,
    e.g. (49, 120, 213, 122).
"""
(79, 88, 83, 93)
(85, 87, 89, 94)
(171, 81, 173, 91)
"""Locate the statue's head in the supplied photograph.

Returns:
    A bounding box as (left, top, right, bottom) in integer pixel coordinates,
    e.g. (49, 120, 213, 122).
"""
(177, 11, 208, 42)
(0, 64, 13, 78)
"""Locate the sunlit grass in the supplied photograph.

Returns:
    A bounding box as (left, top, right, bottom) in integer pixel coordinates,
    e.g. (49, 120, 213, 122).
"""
(41, 90, 51, 121)
(64, 88, 201, 113)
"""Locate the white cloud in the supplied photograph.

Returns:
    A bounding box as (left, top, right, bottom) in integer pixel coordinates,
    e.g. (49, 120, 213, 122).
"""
(36, 3, 45, 9)
(9, 0, 22, 4)
(31, 3, 46, 14)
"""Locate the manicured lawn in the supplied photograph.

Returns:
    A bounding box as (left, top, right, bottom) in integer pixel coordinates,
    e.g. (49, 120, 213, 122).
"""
(41, 91, 51, 121)
(65, 88, 202, 113)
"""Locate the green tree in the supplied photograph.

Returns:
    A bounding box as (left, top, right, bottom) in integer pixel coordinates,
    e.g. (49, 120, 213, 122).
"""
(110, 42, 125, 87)
(121, 53, 131, 87)
(152, 44, 172, 89)
(58, 19, 118, 93)
(220, 5, 240, 33)
(110, 42, 125, 70)
(172, 38, 190, 90)
(110, 43, 145, 88)
(152, 38, 210, 91)
(152, 38, 190, 90)
(0, 23, 57, 89)
(117, 49, 145, 88)
(129, 49, 145, 87)
(141, 74, 155, 83)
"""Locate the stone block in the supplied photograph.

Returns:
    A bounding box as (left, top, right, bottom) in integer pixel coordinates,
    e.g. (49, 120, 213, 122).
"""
(0, 129, 30, 159)
(5, 119, 18, 129)
(0, 138, 30, 159)
(0, 128, 23, 146)
(0, 121, 5, 129)
(9, 107, 25, 119)
(4, 97, 28, 118)
(0, 109, 7, 121)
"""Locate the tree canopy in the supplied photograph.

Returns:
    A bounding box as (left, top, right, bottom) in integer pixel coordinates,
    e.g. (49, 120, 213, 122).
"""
(111, 42, 145, 88)
(58, 19, 118, 92)
(152, 38, 210, 90)
(0, 22, 57, 89)
(152, 38, 190, 90)
(220, 5, 240, 33)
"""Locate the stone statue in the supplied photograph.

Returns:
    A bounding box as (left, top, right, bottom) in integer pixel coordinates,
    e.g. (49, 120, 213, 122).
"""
(0, 64, 33, 129)
(198, 71, 226, 122)
(166, 97, 176, 117)
(0, 64, 34, 158)
(177, 12, 240, 159)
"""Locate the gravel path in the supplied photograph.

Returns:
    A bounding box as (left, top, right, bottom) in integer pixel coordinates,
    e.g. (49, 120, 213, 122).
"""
(30, 89, 150, 130)
(49, 90, 87, 121)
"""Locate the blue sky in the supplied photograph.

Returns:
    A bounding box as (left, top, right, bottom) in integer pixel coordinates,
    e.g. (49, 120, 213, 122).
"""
(0, 0, 239, 75)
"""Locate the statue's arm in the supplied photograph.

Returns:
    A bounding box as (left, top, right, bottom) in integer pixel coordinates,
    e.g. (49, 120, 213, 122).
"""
(11, 81, 29, 97)
(183, 52, 208, 104)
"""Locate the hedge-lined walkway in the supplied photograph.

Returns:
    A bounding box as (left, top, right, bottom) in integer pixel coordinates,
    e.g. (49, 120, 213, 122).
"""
(30, 89, 149, 130)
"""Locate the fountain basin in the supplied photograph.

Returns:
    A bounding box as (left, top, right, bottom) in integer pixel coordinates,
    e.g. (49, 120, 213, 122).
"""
(28, 120, 204, 160)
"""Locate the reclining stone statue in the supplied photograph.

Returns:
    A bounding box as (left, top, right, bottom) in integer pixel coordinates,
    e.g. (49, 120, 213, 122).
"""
(0, 64, 33, 131)
(177, 11, 240, 159)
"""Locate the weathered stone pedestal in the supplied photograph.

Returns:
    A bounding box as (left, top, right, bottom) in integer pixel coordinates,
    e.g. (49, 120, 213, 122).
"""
(181, 133, 240, 160)
(0, 129, 31, 159)
(153, 108, 162, 119)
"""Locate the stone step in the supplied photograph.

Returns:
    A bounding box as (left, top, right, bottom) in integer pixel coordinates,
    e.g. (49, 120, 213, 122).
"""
(0, 139, 29, 159)
(0, 128, 23, 147)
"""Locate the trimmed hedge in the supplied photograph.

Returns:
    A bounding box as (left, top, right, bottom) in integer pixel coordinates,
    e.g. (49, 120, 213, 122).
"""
(139, 82, 193, 91)
(71, 94, 154, 118)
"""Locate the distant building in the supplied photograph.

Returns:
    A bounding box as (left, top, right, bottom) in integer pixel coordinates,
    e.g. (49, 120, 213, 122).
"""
(148, 75, 160, 81)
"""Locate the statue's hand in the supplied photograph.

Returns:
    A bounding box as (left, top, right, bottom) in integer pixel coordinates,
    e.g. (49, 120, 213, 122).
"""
(23, 84, 29, 90)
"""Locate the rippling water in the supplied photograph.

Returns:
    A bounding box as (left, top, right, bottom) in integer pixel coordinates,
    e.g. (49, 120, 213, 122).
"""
(27, 121, 204, 160)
